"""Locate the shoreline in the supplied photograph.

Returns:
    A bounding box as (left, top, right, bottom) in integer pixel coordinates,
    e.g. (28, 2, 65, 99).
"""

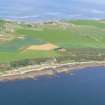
(0, 61, 105, 81)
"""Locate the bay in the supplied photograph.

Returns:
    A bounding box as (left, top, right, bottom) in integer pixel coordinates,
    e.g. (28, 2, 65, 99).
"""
(0, 67, 105, 105)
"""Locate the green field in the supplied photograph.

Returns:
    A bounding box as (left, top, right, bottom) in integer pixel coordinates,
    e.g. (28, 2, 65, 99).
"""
(0, 20, 105, 68)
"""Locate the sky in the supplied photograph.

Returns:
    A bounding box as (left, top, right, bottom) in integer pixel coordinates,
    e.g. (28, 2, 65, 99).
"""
(79, 0, 105, 4)
(0, 0, 105, 21)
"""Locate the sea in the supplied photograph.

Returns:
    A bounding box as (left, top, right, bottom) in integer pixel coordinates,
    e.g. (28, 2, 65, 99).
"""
(0, 67, 105, 105)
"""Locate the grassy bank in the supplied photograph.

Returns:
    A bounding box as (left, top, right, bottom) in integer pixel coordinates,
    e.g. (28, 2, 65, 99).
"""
(0, 20, 105, 71)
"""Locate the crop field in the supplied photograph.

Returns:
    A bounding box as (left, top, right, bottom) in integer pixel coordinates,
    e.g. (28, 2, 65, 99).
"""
(16, 20, 105, 48)
(0, 20, 105, 65)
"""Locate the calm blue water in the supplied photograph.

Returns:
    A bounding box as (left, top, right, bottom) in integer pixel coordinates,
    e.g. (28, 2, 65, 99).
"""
(0, 67, 105, 105)
(0, 0, 105, 21)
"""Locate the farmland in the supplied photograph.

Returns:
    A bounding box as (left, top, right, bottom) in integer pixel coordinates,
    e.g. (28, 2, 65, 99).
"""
(0, 20, 105, 70)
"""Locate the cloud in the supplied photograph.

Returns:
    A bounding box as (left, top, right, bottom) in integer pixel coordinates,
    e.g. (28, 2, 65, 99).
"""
(81, 8, 105, 14)
(44, 12, 61, 16)
(76, 0, 105, 4)
(91, 9, 104, 14)
(0, 15, 40, 19)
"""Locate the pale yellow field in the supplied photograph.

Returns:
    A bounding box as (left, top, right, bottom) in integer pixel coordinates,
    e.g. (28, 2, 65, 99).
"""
(26, 43, 59, 51)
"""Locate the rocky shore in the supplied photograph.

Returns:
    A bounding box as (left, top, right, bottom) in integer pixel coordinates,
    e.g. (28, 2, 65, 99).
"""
(0, 61, 105, 81)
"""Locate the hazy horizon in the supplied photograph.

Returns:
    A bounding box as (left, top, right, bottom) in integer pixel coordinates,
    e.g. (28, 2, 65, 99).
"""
(0, 0, 105, 21)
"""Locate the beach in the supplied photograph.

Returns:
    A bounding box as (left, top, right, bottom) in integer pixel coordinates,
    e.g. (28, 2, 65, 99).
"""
(0, 61, 105, 81)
